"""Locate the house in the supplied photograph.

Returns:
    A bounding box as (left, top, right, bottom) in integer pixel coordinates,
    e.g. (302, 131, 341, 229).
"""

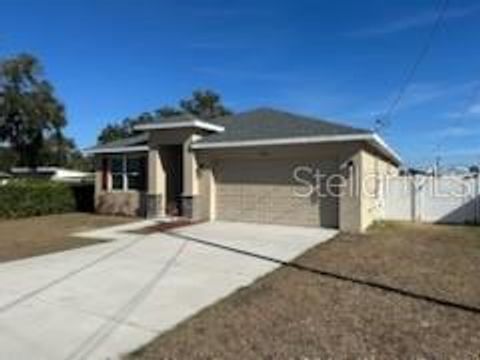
(85, 108, 401, 232)
(10, 167, 92, 183)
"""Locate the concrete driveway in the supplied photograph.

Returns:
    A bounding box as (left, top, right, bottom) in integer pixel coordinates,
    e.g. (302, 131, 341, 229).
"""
(0, 220, 336, 359)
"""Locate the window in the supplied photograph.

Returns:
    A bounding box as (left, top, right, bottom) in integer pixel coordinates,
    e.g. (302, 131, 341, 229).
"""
(126, 156, 146, 191)
(109, 155, 146, 191)
(111, 156, 125, 191)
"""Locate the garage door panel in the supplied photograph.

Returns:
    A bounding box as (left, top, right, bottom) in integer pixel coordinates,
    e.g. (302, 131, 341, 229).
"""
(215, 159, 339, 228)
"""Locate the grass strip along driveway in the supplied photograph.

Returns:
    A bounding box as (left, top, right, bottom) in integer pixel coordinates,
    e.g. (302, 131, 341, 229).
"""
(0, 213, 133, 262)
(132, 222, 480, 359)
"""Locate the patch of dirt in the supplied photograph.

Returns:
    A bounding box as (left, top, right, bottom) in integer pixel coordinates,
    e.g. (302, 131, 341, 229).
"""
(130, 222, 480, 359)
(0, 213, 135, 262)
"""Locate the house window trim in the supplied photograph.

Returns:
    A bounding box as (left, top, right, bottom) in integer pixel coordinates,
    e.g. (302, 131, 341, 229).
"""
(101, 158, 109, 191)
(108, 154, 146, 192)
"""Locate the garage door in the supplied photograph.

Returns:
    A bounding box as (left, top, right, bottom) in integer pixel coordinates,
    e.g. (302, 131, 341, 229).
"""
(215, 159, 339, 228)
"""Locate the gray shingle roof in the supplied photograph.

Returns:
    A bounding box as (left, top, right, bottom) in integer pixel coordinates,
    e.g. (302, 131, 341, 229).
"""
(87, 108, 371, 152)
(197, 108, 370, 144)
(86, 133, 148, 151)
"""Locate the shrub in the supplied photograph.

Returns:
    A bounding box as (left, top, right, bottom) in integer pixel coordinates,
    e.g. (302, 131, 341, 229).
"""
(0, 179, 76, 218)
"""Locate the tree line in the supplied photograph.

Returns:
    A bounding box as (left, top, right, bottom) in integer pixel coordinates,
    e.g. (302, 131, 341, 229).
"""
(0, 53, 232, 171)
(0, 54, 88, 170)
(97, 89, 232, 144)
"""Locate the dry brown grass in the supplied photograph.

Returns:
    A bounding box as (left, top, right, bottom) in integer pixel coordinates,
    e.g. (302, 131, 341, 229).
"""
(0, 213, 134, 262)
(131, 222, 480, 359)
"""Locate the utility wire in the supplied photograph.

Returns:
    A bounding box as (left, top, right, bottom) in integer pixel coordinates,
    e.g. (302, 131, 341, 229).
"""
(375, 0, 450, 132)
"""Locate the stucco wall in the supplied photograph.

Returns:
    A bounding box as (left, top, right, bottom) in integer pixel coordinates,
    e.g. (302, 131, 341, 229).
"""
(95, 191, 143, 217)
(92, 139, 399, 230)
(93, 155, 145, 217)
(361, 149, 400, 229)
(340, 149, 399, 232)
(338, 151, 363, 232)
(195, 142, 369, 229)
(197, 167, 216, 220)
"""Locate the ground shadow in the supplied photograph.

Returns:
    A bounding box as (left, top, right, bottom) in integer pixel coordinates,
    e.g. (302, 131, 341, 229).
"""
(166, 230, 480, 316)
(436, 195, 480, 225)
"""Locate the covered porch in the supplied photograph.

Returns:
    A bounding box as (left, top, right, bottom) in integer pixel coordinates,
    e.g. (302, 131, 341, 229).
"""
(90, 121, 220, 220)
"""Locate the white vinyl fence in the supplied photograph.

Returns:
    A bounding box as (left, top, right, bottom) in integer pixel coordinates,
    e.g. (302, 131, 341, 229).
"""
(382, 175, 480, 224)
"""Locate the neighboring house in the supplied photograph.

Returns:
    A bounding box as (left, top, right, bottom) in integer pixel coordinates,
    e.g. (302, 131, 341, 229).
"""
(0, 171, 11, 185)
(10, 167, 92, 184)
(85, 108, 401, 232)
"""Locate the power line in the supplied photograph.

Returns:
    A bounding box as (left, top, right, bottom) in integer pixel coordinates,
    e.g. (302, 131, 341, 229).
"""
(375, 0, 450, 132)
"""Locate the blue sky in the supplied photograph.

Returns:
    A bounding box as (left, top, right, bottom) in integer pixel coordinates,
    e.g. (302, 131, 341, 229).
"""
(1, 0, 479, 167)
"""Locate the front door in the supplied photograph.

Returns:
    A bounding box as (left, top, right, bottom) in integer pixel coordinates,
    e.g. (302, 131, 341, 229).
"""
(162, 145, 183, 216)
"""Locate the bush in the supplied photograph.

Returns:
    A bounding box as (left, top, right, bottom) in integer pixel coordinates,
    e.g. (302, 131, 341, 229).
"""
(0, 180, 76, 218)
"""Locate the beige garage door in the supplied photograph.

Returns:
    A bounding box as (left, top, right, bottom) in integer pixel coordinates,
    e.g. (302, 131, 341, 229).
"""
(215, 158, 339, 228)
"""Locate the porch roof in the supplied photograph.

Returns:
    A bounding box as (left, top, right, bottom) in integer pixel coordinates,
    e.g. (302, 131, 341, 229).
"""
(83, 133, 149, 155)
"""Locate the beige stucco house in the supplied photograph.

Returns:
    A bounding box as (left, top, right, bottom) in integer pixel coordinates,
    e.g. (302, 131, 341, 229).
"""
(85, 108, 401, 232)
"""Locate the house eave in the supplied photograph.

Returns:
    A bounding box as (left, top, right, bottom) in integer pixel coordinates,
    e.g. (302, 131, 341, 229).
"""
(191, 134, 402, 165)
(134, 120, 225, 133)
(83, 145, 149, 155)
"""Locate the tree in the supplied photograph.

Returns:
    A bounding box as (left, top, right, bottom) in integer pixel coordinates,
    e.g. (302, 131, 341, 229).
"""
(97, 113, 158, 144)
(38, 133, 90, 170)
(97, 122, 129, 144)
(179, 89, 231, 119)
(0, 54, 66, 167)
(0, 146, 17, 172)
(96, 89, 232, 144)
(155, 106, 183, 118)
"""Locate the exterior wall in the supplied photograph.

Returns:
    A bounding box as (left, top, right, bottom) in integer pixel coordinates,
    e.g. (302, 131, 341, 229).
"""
(338, 151, 363, 232)
(360, 149, 399, 230)
(149, 129, 192, 146)
(191, 167, 215, 221)
(93, 155, 145, 217)
(339, 148, 399, 232)
(183, 135, 200, 197)
(148, 129, 205, 219)
(94, 129, 196, 218)
(197, 167, 216, 220)
(359, 150, 381, 231)
(93, 137, 400, 230)
(195, 142, 368, 228)
(146, 149, 165, 217)
(95, 191, 143, 217)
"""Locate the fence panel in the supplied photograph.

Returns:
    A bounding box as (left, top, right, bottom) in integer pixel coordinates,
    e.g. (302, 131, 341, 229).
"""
(383, 177, 414, 221)
(420, 177, 477, 224)
(383, 175, 480, 225)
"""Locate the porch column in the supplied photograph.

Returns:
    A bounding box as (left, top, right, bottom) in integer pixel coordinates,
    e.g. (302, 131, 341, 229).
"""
(94, 156, 111, 211)
(339, 151, 363, 232)
(182, 135, 201, 219)
(146, 149, 165, 218)
(203, 167, 216, 220)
